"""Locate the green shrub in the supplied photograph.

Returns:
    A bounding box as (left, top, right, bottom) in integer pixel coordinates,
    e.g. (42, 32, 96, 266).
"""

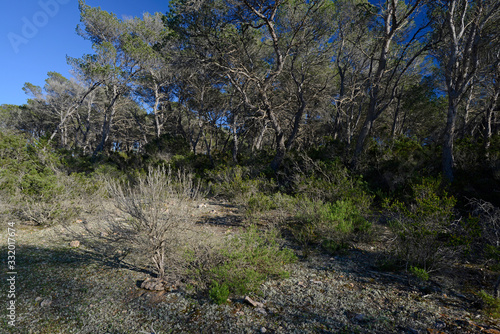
(207, 165, 273, 206)
(209, 226, 296, 295)
(247, 193, 276, 213)
(478, 290, 500, 318)
(383, 177, 459, 271)
(0, 131, 105, 226)
(292, 159, 373, 215)
(409, 266, 429, 281)
(209, 281, 230, 305)
(292, 198, 371, 253)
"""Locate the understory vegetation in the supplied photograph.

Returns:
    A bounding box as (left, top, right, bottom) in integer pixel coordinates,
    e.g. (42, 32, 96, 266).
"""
(1, 130, 499, 309)
(1, 0, 500, 332)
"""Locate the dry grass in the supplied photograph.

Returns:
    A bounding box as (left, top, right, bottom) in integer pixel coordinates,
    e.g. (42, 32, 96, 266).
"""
(1, 193, 500, 333)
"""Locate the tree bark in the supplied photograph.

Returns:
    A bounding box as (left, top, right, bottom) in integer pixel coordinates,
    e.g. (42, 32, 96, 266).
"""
(442, 99, 458, 182)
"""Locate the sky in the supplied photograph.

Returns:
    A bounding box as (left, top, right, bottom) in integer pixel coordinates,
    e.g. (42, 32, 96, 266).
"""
(1, 0, 170, 106)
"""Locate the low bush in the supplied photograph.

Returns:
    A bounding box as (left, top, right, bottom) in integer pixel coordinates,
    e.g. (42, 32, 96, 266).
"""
(0, 131, 103, 226)
(478, 290, 500, 318)
(206, 226, 296, 296)
(207, 165, 273, 206)
(291, 198, 371, 255)
(106, 165, 194, 280)
(291, 158, 373, 216)
(209, 281, 230, 305)
(467, 198, 500, 267)
(383, 177, 461, 271)
(409, 266, 429, 281)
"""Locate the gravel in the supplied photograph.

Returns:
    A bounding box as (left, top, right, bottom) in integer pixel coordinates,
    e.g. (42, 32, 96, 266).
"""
(1, 202, 499, 333)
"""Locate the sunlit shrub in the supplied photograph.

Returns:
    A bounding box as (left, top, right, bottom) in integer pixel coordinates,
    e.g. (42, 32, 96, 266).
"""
(207, 226, 296, 295)
(292, 198, 371, 254)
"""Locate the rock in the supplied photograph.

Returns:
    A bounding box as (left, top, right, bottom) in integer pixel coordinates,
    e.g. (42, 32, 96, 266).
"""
(434, 321, 446, 330)
(140, 278, 165, 291)
(244, 296, 264, 308)
(40, 298, 52, 307)
(260, 327, 267, 333)
(255, 307, 267, 315)
(69, 240, 80, 248)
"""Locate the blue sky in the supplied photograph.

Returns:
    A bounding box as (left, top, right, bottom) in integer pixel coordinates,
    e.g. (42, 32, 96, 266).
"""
(1, 0, 170, 106)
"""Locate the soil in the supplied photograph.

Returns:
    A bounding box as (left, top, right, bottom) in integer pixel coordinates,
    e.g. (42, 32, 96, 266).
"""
(1, 200, 499, 333)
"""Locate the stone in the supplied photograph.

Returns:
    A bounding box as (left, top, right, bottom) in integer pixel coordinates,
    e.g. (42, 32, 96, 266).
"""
(40, 298, 52, 307)
(141, 278, 165, 291)
(244, 296, 264, 308)
(260, 327, 267, 333)
(434, 321, 446, 330)
(69, 240, 80, 248)
(483, 329, 500, 334)
(255, 307, 267, 315)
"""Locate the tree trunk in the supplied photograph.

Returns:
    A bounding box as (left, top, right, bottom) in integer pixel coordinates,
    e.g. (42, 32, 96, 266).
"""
(232, 113, 239, 163)
(270, 133, 286, 172)
(93, 88, 120, 157)
(443, 99, 458, 182)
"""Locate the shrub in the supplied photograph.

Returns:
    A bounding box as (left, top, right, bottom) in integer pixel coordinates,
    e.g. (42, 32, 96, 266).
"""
(291, 159, 373, 216)
(209, 281, 230, 305)
(292, 198, 371, 253)
(468, 198, 500, 265)
(478, 290, 500, 318)
(106, 165, 194, 280)
(208, 226, 296, 295)
(207, 165, 273, 206)
(0, 131, 102, 226)
(383, 177, 459, 271)
(409, 266, 429, 281)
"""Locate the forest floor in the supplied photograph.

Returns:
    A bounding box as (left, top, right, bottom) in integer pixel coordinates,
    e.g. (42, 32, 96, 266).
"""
(1, 199, 499, 334)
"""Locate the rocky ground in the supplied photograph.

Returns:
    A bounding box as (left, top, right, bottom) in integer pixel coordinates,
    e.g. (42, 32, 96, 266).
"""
(1, 200, 499, 333)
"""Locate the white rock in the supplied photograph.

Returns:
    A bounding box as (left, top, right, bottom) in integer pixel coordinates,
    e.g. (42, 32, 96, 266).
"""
(69, 240, 80, 248)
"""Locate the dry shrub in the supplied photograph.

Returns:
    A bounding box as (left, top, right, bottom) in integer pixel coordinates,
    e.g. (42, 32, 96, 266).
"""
(106, 166, 196, 280)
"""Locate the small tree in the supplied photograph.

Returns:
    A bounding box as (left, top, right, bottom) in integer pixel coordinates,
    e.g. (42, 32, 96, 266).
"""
(107, 166, 193, 281)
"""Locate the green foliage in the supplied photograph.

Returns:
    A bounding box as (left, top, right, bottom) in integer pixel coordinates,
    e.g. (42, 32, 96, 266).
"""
(207, 165, 273, 205)
(478, 290, 500, 318)
(409, 266, 429, 281)
(144, 134, 190, 157)
(0, 131, 104, 225)
(362, 136, 440, 195)
(292, 198, 371, 253)
(293, 160, 373, 215)
(0, 131, 58, 199)
(383, 177, 459, 270)
(209, 226, 296, 295)
(209, 281, 230, 305)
